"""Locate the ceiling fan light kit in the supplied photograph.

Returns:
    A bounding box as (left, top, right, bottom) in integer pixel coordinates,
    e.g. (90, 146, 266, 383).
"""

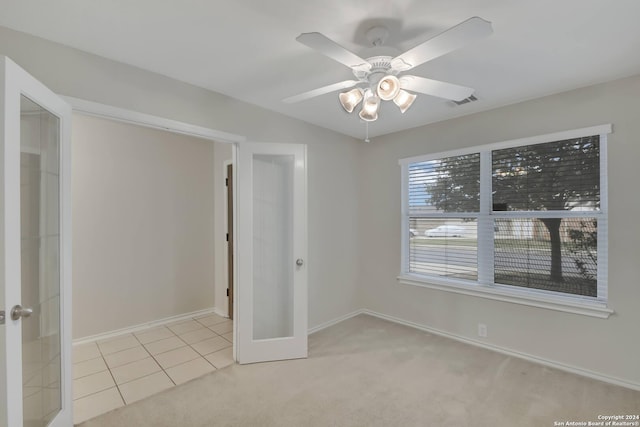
(340, 73, 411, 118)
(338, 88, 364, 113)
(393, 90, 417, 113)
(285, 16, 493, 126)
(376, 75, 401, 101)
(358, 90, 381, 122)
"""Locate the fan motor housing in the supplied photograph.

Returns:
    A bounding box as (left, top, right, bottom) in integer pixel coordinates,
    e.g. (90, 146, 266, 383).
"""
(353, 55, 396, 82)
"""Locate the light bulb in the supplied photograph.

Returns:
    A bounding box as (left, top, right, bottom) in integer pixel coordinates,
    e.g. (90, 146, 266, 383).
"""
(359, 91, 380, 122)
(338, 88, 363, 113)
(376, 75, 401, 101)
(393, 90, 417, 113)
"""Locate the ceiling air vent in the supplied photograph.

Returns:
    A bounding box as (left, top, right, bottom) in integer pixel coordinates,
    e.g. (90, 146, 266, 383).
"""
(452, 94, 478, 106)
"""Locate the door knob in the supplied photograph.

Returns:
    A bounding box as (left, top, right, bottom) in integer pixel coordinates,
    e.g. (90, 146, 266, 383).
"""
(10, 305, 33, 321)
(296, 259, 304, 266)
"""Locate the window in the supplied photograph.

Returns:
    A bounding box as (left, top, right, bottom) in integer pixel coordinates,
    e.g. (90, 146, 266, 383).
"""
(399, 125, 610, 317)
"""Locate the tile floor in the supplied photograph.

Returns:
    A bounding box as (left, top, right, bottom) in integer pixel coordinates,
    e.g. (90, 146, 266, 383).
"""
(72, 313, 234, 424)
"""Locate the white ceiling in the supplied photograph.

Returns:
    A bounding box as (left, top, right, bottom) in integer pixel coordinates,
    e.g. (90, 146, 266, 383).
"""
(1, 0, 640, 140)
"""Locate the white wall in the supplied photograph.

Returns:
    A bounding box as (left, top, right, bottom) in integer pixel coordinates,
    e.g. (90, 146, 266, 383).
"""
(0, 26, 361, 334)
(71, 114, 216, 338)
(357, 74, 640, 387)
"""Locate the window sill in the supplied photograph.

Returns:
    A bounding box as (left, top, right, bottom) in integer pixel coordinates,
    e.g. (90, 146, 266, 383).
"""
(397, 274, 614, 319)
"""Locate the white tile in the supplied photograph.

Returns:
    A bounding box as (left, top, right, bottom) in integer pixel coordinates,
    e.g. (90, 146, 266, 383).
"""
(196, 313, 228, 327)
(154, 346, 201, 369)
(178, 327, 217, 344)
(191, 336, 231, 356)
(165, 358, 215, 385)
(97, 335, 140, 355)
(103, 346, 150, 369)
(73, 370, 115, 400)
(73, 342, 101, 363)
(118, 371, 174, 404)
(221, 331, 233, 343)
(73, 387, 124, 425)
(144, 336, 186, 355)
(110, 357, 161, 385)
(167, 320, 203, 335)
(205, 347, 234, 369)
(73, 356, 108, 379)
(134, 326, 174, 344)
(209, 320, 233, 335)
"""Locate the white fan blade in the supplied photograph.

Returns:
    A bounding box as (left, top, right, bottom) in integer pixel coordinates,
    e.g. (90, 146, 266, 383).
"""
(283, 80, 359, 103)
(391, 17, 492, 72)
(297, 32, 372, 71)
(399, 75, 474, 101)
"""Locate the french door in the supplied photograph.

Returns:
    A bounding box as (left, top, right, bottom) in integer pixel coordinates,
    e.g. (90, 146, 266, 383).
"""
(0, 57, 72, 426)
(236, 142, 308, 364)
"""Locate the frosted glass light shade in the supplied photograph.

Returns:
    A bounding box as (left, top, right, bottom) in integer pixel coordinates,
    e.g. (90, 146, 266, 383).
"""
(359, 91, 380, 122)
(376, 75, 401, 101)
(338, 88, 363, 113)
(393, 90, 417, 113)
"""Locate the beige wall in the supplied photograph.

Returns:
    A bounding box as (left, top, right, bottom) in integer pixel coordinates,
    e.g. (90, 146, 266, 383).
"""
(357, 74, 640, 387)
(0, 26, 361, 335)
(71, 114, 216, 338)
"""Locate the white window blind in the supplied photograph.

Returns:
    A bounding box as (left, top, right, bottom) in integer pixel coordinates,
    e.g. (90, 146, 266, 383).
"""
(492, 136, 600, 212)
(490, 136, 604, 299)
(407, 154, 480, 280)
(408, 153, 480, 212)
(401, 128, 608, 305)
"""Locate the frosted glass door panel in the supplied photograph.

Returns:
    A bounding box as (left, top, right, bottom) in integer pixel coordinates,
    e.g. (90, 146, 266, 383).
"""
(20, 95, 62, 427)
(252, 154, 294, 340)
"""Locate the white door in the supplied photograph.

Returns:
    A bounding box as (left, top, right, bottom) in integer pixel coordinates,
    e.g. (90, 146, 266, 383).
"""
(0, 57, 72, 427)
(236, 142, 307, 364)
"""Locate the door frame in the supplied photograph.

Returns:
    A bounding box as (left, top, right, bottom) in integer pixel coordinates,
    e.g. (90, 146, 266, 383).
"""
(224, 160, 234, 320)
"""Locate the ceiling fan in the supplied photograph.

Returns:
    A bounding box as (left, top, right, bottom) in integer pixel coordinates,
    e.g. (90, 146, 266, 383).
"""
(283, 17, 493, 122)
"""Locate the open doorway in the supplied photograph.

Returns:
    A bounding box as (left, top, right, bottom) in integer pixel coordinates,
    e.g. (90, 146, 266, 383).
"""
(66, 101, 242, 332)
(71, 114, 230, 337)
(67, 99, 242, 423)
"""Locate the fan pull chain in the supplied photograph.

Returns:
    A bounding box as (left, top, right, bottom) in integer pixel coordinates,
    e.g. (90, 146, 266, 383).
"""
(364, 121, 370, 143)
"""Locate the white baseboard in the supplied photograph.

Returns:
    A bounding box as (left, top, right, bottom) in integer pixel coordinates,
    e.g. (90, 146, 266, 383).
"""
(212, 306, 228, 318)
(361, 309, 640, 392)
(73, 307, 219, 346)
(308, 309, 365, 335)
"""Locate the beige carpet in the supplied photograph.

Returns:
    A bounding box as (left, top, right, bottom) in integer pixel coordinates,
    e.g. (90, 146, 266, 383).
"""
(78, 314, 639, 426)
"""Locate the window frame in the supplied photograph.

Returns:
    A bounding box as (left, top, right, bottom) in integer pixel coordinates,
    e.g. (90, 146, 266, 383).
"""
(398, 124, 612, 318)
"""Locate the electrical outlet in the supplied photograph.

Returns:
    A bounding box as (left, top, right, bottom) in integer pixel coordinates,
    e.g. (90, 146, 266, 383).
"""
(478, 323, 488, 338)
